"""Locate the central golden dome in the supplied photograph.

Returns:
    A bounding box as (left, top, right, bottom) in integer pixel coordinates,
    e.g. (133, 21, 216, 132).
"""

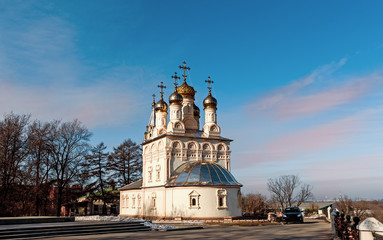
(177, 81, 196, 99)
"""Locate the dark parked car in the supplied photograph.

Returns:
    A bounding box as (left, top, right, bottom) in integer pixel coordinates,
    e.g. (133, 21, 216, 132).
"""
(282, 207, 304, 223)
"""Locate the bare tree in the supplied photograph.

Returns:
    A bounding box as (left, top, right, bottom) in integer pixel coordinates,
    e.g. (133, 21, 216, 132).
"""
(296, 183, 313, 207)
(49, 120, 91, 216)
(335, 195, 353, 215)
(0, 113, 30, 215)
(242, 193, 268, 216)
(26, 120, 55, 216)
(267, 175, 313, 210)
(335, 195, 369, 219)
(108, 139, 142, 187)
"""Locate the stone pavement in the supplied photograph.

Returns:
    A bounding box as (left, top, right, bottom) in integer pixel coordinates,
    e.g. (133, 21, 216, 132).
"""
(49, 218, 332, 240)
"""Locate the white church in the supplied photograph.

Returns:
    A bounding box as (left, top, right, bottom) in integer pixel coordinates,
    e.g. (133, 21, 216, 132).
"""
(119, 62, 242, 219)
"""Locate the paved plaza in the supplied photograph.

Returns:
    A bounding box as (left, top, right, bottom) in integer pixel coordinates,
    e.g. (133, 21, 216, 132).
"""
(46, 219, 331, 240)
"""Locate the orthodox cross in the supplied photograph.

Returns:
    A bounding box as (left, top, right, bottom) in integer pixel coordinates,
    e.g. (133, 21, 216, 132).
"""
(171, 72, 180, 89)
(205, 76, 214, 93)
(157, 82, 166, 97)
(178, 61, 190, 83)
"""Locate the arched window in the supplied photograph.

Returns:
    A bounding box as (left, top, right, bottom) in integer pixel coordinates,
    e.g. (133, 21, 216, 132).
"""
(121, 194, 126, 208)
(173, 142, 180, 149)
(156, 165, 161, 181)
(189, 190, 200, 209)
(137, 194, 141, 209)
(188, 142, 196, 150)
(217, 189, 227, 209)
(151, 193, 157, 210)
(132, 195, 136, 208)
(203, 144, 211, 151)
(148, 166, 153, 183)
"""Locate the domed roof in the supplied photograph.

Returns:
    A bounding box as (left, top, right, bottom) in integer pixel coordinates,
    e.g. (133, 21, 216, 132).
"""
(203, 92, 217, 109)
(193, 104, 200, 116)
(155, 98, 168, 112)
(166, 161, 241, 187)
(169, 91, 183, 105)
(177, 81, 196, 99)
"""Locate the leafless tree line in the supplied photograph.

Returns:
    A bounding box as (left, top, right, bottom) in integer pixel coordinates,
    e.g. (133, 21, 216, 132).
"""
(242, 175, 313, 217)
(0, 113, 142, 217)
(267, 175, 313, 210)
(335, 195, 383, 222)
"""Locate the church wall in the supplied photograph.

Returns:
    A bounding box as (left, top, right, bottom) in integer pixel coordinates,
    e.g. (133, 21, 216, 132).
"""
(166, 137, 232, 174)
(120, 186, 242, 219)
(143, 138, 167, 188)
(120, 189, 144, 216)
(165, 186, 242, 218)
(120, 187, 166, 218)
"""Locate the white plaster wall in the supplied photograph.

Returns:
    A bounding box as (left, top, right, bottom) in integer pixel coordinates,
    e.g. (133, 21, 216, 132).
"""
(120, 190, 144, 216)
(165, 186, 242, 218)
(121, 186, 242, 218)
(143, 138, 167, 188)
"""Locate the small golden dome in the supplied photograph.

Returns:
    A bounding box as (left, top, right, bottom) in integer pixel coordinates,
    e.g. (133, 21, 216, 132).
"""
(155, 98, 168, 112)
(169, 91, 183, 105)
(203, 92, 217, 109)
(177, 81, 196, 99)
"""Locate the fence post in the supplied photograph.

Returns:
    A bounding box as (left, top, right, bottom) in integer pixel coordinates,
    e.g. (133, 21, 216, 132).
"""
(358, 217, 383, 240)
(330, 209, 338, 238)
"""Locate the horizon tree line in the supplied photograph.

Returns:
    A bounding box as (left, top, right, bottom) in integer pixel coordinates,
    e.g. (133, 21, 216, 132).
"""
(0, 112, 142, 217)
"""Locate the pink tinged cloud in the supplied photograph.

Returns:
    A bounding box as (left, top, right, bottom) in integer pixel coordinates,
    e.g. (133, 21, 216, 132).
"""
(275, 74, 383, 119)
(304, 155, 383, 182)
(246, 59, 383, 120)
(235, 114, 364, 168)
(0, 81, 144, 128)
(251, 58, 347, 111)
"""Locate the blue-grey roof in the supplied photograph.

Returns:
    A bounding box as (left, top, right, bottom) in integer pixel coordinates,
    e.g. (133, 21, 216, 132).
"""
(166, 161, 241, 187)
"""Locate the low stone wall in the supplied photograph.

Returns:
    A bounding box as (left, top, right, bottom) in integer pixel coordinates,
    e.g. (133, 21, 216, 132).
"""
(0, 217, 74, 225)
(153, 217, 270, 225)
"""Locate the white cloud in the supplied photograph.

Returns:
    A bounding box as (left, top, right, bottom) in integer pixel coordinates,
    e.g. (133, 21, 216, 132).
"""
(0, 3, 163, 128)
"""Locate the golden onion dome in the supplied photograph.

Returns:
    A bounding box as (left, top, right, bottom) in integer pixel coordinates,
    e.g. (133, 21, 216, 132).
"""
(169, 91, 183, 105)
(177, 81, 196, 99)
(194, 104, 200, 116)
(203, 92, 217, 109)
(155, 98, 168, 112)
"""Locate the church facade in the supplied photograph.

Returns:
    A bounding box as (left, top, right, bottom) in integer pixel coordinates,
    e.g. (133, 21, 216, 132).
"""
(119, 62, 242, 219)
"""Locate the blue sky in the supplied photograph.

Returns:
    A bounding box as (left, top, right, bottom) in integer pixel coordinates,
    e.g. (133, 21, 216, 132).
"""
(1, 0, 383, 200)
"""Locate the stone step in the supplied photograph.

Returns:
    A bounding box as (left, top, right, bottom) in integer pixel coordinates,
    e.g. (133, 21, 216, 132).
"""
(0, 222, 151, 239)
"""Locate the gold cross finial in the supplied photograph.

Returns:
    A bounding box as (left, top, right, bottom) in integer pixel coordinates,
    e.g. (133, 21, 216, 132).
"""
(205, 76, 214, 94)
(157, 82, 166, 98)
(178, 61, 190, 83)
(171, 72, 180, 90)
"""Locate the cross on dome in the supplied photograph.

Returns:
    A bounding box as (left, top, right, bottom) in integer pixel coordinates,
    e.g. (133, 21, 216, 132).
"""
(171, 72, 180, 90)
(157, 82, 166, 97)
(178, 61, 190, 83)
(205, 76, 214, 94)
